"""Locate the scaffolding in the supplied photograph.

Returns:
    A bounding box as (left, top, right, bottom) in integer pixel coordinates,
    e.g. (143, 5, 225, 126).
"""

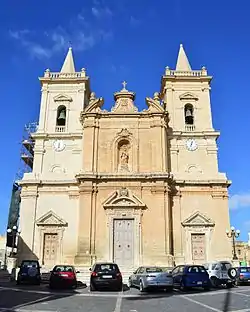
(16, 122, 38, 180)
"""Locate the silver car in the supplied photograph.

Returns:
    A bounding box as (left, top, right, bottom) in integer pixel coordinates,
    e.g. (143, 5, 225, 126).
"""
(128, 266, 173, 292)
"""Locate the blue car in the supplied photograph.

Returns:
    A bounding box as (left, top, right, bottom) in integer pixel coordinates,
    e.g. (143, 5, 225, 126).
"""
(236, 267, 250, 285)
(172, 265, 211, 291)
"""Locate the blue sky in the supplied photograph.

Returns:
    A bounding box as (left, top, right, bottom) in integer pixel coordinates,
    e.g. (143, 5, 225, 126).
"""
(0, 0, 250, 240)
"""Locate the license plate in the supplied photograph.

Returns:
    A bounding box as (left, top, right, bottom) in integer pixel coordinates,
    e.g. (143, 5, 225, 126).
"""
(102, 275, 112, 279)
(197, 281, 202, 285)
(60, 274, 68, 277)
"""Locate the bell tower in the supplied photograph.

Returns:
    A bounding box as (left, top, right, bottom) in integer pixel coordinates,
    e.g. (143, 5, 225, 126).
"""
(31, 47, 91, 178)
(161, 44, 225, 179)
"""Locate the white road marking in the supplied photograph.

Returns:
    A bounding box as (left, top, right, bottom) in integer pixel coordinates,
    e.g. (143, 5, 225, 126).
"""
(11, 295, 53, 310)
(232, 291, 250, 297)
(181, 295, 223, 312)
(113, 292, 123, 312)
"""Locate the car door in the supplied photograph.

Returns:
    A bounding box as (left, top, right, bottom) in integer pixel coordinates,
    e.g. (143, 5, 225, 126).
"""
(172, 266, 180, 286)
(135, 267, 145, 286)
(130, 267, 140, 286)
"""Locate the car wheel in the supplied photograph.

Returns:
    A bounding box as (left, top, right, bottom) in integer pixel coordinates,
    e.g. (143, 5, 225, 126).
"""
(180, 280, 187, 291)
(139, 280, 145, 292)
(128, 278, 132, 288)
(210, 277, 219, 288)
(49, 283, 54, 289)
(90, 283, 96, 291)
(226, 283, 233, 289)
(16, 279, 20, 285)
(203, 286, 210, 291)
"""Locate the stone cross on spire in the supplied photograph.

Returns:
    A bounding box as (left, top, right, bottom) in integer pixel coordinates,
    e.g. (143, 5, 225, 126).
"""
(122, 81, 127, 91)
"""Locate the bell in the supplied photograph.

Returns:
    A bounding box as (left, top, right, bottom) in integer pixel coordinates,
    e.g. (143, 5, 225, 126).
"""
(58, 110, 66, 120)
(185, 109, 192, 117)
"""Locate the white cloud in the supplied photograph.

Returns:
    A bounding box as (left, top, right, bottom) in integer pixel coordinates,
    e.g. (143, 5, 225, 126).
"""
(91, 1, 113, 18)
(130, 16, 140, 27)
(229, 192, 250, 210)
(9, 6, 113, 60)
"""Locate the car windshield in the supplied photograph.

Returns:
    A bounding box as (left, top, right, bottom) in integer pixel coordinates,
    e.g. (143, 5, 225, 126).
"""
(21, 261, 39, 268)
(161, 267, 173, 273)
(53, 266, 74, 272)
(220, 262, 231, 271)
(239, 267, 250, 273)
(95, 264, 119, 272)
(187, 266, 206, 273)
(146, 267, 163, 273)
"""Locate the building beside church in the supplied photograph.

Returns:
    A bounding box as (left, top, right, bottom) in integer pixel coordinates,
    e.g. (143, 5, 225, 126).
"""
(17, 44, 232, 272)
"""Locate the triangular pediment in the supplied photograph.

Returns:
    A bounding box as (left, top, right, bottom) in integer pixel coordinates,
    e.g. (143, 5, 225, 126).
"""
(182, 211, 215, 227)
(54, 94, 72, 102)
(36, 210, 68, 227)
(179, 92, 198, 101)
(103, 188, 146, 209)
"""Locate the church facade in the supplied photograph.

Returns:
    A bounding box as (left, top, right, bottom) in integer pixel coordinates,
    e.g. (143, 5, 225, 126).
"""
(18, 45, 232, 271)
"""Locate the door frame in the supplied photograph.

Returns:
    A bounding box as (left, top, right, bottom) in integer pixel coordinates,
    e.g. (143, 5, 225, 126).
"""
(105, 209, 142, 267)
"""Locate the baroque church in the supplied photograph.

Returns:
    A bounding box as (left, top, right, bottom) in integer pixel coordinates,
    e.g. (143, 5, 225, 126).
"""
(18, 44, 232, 271)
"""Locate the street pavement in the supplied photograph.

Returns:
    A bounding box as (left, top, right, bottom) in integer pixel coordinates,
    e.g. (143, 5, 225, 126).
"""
(0, 282, 250, 312)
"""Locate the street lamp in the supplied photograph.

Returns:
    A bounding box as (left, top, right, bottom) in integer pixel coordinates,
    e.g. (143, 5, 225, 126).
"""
(226, 226, 240, 260)
(7, 225, 19, 257)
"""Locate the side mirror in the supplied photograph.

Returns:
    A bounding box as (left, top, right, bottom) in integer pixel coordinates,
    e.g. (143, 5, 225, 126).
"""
(76, 271, 80, 274)
(133, 271, 137, 274)
(89, 268, 92, 271)
(169, 271, 172, 274)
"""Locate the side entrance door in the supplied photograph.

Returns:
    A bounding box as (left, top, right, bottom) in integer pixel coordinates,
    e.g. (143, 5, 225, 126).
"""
(43, 233, 58, 267)
(113, 219, 134, 267)
(191, 233, 206, 263)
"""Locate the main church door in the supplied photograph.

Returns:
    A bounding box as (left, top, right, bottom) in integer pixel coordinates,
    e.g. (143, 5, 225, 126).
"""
(113, 219, 134, 267)
(43, 233, 58, 266)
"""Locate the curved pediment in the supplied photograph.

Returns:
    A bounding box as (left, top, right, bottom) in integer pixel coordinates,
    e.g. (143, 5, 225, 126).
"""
(179, 92, 198, 101)
(54, 94, 73, 102)
(103, 188, 146, 209)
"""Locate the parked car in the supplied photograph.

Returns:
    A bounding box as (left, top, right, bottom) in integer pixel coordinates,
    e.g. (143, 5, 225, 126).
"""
(172, 265, 211, 291)
(89, 262, 122, 291)
(49, 265, 79, 289)
(128, 266, 173, 292)
(16, 260, 41, 285)
(235, 267, 250, 285)
(204, 261, 234, 288)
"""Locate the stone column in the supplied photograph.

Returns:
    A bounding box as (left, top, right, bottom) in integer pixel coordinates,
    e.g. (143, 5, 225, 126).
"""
(75, 182, 93, 265)
(172, 188, 185, 264)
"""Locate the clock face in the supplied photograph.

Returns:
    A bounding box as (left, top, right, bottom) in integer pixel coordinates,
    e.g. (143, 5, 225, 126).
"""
(53, 140, 65, 152)
(186, 139, 198, 151)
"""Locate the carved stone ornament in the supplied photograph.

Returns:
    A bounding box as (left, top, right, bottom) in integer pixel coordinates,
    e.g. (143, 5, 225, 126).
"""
(117, 128, 132, 138)
(181, 211, 215, 227)
(111, 82, 138, 113)
(84, 92, 104, 113)
(145, 92, 165, 113)
(36, 210, 68, 227)
(179, 92, 198, 101)
(103, 188, 146, 210)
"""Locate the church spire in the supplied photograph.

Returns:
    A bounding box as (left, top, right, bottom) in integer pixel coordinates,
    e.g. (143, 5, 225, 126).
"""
(60, 47, 76, 73)
(176, 44, 192, 71)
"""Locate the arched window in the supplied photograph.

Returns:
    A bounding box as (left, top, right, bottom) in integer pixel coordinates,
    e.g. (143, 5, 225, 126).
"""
(56, 106, 66, 131)
(184, 104, 194, 125)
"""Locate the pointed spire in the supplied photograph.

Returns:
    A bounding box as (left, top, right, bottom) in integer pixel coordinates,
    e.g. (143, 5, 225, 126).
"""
(176, 44, 192, 71)
(60, 47, 75, 73)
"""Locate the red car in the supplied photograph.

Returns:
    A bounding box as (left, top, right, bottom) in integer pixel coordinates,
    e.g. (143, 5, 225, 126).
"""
(49, 265, 79, 289)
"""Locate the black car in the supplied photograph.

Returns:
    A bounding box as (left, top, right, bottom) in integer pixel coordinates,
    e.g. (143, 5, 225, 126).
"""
(17, 260, 41, 285)
(90, 262, 123, 291)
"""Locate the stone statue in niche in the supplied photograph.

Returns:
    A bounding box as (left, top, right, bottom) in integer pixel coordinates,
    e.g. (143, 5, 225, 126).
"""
(119, 144, 130, 172)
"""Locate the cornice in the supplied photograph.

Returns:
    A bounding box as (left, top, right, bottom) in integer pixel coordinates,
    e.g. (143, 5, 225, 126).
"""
(32, 132, 82, 140)
(174, 179, 232, 187)
(76, 172, 174, 182)
(168, 130, 220, 138)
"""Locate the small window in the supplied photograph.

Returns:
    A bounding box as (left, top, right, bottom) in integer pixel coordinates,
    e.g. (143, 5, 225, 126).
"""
(238, 249, 241, 255)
